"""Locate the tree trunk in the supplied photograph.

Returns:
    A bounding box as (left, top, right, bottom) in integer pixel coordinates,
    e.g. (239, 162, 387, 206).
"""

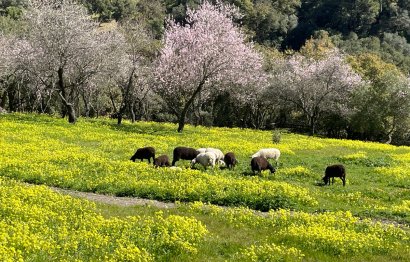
(177, 80, 205, 132)
(83, 96, 90, 118)
(130, 101, 136, 123)
(84, 104, 90, 118)
(117, 70, 135, 125)
(1, 90, 8, 109)
(310, 118, 316, 136)
(67, 104, 76, 123)
(177, 115, 186, 133)
(117, 112, 123, 125)
(7, 84, 16, 112)
(58, 67, 76, 123)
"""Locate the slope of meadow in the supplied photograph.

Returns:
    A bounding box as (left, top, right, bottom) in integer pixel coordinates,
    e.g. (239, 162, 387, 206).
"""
(0, 113, 409, 261)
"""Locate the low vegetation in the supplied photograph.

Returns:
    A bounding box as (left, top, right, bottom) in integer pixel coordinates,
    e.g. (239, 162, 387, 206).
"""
(0, 113, 409, 261)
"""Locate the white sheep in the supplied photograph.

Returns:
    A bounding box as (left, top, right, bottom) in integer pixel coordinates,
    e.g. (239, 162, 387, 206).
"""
(196, 148, 224, 163)
(205, 148, 224, 161)
(251, 148, 281, 165)
(197, 148, 207, 154)
(191, 152, 217, 169)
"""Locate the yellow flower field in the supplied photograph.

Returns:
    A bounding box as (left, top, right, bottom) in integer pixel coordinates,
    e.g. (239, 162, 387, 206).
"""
(0, 113, 409, 261)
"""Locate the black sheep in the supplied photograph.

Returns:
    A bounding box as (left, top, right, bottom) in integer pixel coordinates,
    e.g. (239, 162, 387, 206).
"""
(154, 155, 171, 167)
(224, 152, 238, 170)
(130, 147, 155, 163)
(323, 164, 346, 186)
(172, 147, 199, 166)
(251, 157, 275, 174)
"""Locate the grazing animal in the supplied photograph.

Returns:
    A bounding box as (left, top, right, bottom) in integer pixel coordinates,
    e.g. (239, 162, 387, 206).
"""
(172, 147, 199, 166)
(197, 147, 224, 162)
(251, 157, 275, 174)
(130, 147, 155, 163)
(217, 159, 226, 167)
(196, 148, 207, 154)
(323, 164, 346, 186)
(224, 152, 238, 170)
(153, 155, 171, 167)
(191, 152, 217, 169)
(252, 148, 281, 165)
(205, 148, 224, 162)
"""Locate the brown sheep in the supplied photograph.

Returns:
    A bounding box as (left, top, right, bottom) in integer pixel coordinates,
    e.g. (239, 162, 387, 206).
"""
(154, 155, 171, 167)
(130, 147, 155, 163)
(251, 157, 275, 174)
(172, 147, 199, 166)
(323, 164, 346, 186)
(224, 152, 238, 170)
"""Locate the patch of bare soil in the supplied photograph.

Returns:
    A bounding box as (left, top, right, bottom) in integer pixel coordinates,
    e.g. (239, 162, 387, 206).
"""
(51, 187, 176, 209)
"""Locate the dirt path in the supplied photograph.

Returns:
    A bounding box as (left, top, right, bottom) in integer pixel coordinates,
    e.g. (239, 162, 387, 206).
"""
(50, 186, 409, 230)
(51, 187, 176, 209)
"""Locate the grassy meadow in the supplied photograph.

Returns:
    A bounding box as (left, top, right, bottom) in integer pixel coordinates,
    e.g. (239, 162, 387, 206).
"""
(0, 113, 409, 261)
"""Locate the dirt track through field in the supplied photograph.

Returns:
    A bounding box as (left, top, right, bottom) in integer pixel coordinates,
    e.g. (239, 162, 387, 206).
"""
(50, 186, 409, 229)
(51, 187, 176, 209)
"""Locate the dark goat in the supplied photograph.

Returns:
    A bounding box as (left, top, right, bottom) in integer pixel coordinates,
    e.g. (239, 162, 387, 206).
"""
(251, 157, 275, 174)
(130, 147, 155, 163)
(224, 152, 238, 170)
(154, 155, 171, 167)
(172, 147, 199, 166)
(323, 164, 346, 186)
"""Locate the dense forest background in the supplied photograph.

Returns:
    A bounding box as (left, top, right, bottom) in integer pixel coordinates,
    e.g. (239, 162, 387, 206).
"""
(1, 0, 409, 144)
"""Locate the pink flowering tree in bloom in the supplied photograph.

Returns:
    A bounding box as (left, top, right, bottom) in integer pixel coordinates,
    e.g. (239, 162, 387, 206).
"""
(154, 1, 266, 132)
(272, 49, 364, 135)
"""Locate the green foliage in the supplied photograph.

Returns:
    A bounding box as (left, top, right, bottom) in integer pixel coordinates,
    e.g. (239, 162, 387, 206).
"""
(347, 53, 410, 143)
(272, 129, 281, 143)
(244, 0, 301, 47)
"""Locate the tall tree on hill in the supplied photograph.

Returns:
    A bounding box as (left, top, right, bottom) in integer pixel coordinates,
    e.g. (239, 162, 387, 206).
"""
(17, 0, 123, 123)
(154, 1, 266, 132)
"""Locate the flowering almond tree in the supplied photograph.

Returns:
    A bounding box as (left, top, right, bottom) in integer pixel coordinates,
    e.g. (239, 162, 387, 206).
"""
(272, 49, 364, 135)
(109, 21, 157, 125)
(18, 0, 124, 123)
(154, 1, 266, 132)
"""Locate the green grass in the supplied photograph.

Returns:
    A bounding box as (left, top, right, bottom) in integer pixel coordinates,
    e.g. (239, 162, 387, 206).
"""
(1, 113, 409, 261)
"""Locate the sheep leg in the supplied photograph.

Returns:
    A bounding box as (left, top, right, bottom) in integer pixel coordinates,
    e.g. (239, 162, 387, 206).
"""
(341, 177, 346, 186)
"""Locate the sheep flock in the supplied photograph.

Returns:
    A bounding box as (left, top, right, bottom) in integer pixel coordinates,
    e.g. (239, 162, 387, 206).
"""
(131, 147, 346, 186)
